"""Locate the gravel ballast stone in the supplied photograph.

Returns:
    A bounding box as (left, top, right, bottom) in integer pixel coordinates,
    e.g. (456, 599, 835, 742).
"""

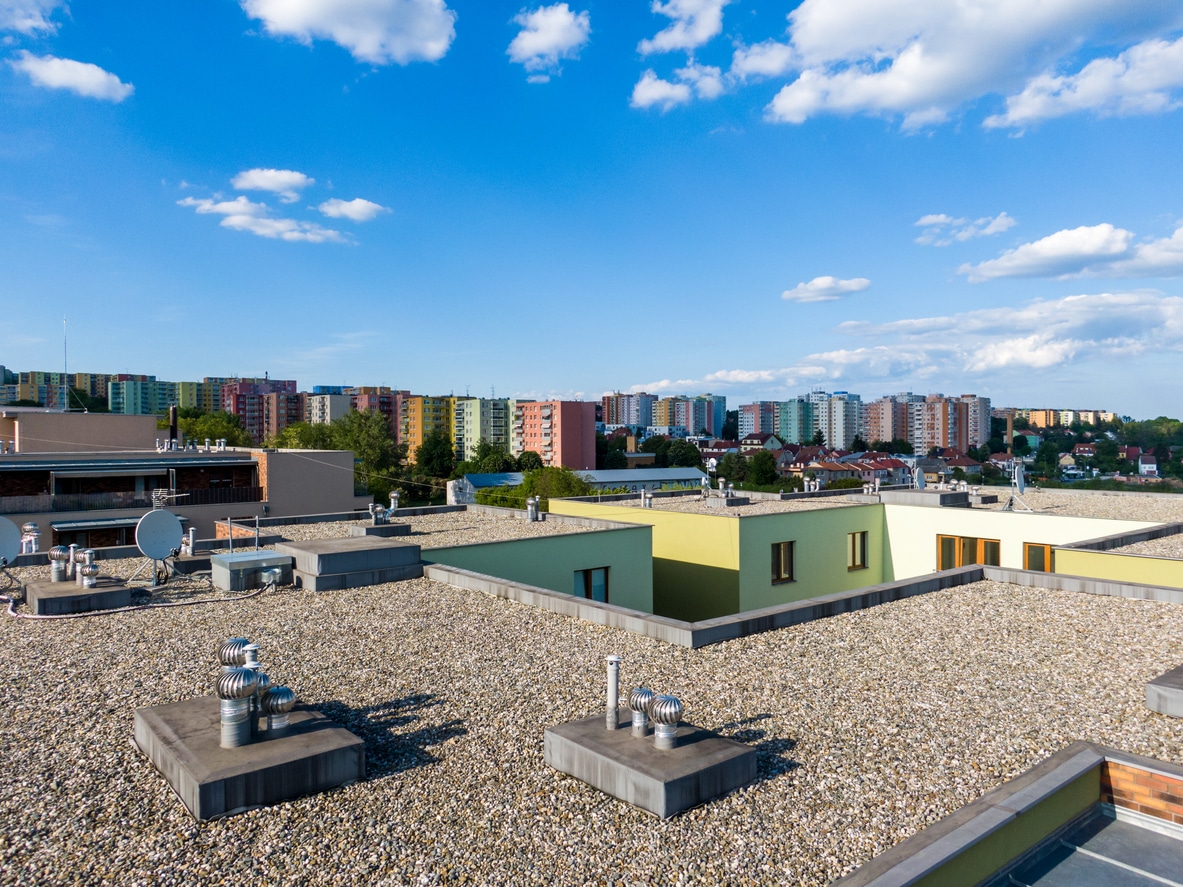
(2, 563, 1183, 885)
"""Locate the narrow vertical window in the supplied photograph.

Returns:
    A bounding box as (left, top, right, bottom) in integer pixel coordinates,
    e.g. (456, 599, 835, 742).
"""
(848, 531, 867, 570)
(772, 541, 795, 583)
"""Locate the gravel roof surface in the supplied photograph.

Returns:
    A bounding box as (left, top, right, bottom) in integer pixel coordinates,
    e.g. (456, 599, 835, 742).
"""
(3, 570, 1181, 886)
(977, 488, 1183, 522)
(1110, 535, 1183, 558)
(271, 510, 596, 549)
(618, 494, 864, 516)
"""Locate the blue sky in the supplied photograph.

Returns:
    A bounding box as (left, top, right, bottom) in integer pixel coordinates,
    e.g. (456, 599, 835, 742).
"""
(3, 1, 1183, 418)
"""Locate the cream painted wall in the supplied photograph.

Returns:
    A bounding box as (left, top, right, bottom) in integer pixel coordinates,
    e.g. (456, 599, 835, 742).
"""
(1055, 548, 1183, 589)
(883, 505, 1162, 580)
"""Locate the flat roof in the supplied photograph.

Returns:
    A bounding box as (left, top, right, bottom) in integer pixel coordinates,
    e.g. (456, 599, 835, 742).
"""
(4, 573, 1179, 884)
(270, 510, 600, 548)
(615, 492, 866, 515)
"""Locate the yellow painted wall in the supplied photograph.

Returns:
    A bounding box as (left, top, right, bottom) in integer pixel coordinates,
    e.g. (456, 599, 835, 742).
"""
(883, 505, 1161, 580)
(1054, 548, 1183, 589)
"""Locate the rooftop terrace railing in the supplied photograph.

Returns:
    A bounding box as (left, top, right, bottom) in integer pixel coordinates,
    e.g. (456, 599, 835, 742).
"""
(0, 485, 263, 514)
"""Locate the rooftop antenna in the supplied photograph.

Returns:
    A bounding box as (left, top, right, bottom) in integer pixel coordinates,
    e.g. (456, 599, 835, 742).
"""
(1002, 462, 1033, 512)
(62, 316, 68, 412)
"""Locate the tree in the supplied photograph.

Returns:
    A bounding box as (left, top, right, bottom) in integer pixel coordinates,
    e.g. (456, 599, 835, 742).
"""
(1094, 438, 1119, 473)
(720, 410, 738, 440)
(639, 435, 670, 467)
(716, 452, 747, 483)
(66, 387, 108, 412)
(517, 450, 543, 471)
(810, 429, 826, 447)
(414, 428, 456, 479)
(889, 438, 914, 455)
(666, 439, 702, 468)
(747, 450, 778, 485)
(603, 448, 628, 469)
(334, 409, 405, 500)
(266, 421, 334, 450)
(178, 411, 253, 447)
(850, 435, 868, 452)
(1033, 440, 1061, 480)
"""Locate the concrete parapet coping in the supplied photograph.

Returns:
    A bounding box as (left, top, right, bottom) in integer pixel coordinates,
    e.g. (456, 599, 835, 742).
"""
(834, 742, 1183, 887)
(464, 504, 642, 531)
(982, 566, 1183, 604)
(1057, 520, 1183, 551)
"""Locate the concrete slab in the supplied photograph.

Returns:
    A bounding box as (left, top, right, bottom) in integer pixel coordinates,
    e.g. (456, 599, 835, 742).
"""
(704, 496, 750, 509)
(1146, 664, 1183, 718)
(880, 490, 970, 508)
(348, 523, 412, 538)
(170, 554, 212, 575)
(210, 551, 294, 592)
(292, 563, 424, 591)
(24, 577, 132, 615)
(544, 710, 757, 818)
(970, 493, 1000, 505)
(275, 537, 421, 576)
(133, 696, 365, 820)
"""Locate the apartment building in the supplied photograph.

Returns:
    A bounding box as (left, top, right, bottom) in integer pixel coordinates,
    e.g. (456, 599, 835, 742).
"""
(512, 400, 595, 470)
(453, 397, 511, 461)
(401, 395, 455, 459)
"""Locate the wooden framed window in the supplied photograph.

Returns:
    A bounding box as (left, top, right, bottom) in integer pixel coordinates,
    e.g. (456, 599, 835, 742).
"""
(847, 531, 868, 570)
(937, 535, 1002, 569)
(574, 567, 609, 603)
(1024, 543, 1053, 572)
(772, 541, 795, 584)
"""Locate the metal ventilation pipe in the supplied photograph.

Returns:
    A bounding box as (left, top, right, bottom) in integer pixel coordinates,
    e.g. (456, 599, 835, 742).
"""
(75, 550, 96, 586)
(628, 687, 654, 738)
(79, 562, 99, 588)
(389, 490, 399, 514)
(216, 667, 258, 749)
(261, 686, 296, 737)
(526, 496, 539, 521)
(48, 546, 69, 582)
(650, 694, 683, 751)
(67, 543, 78, 579)
(20, 522, 39, 554)
(605, 655, 622, 730)
(205, 438, 211, 451)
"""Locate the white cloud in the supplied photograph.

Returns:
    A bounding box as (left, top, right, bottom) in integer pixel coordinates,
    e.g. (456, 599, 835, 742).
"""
(676, 61, 723, 99)
(763, 0, 1183, 128)
(231, 168, 314, 203)
(507, 3, 590, 82)
(10, 52, 134, 101)
(986, 35, 1183, 129)
(318, 197, 390, 221)
(178, 195, 347, 244)
(0, 0, 62, 34)
(959, 223, 1135, 281)
(630, 69, 692, 110)
(638, 0, 731, 56)
(915, 211, 1016, 245)
(730, 39, 794, 81)
(782, 276, 870, 303)
(241, 0, 457, 65)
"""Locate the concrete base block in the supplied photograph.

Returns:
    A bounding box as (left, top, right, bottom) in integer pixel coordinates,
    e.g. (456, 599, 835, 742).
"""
(276, 537, 421, 575)
(704, 496, 750, 509)
(348, 523, 412, 538)
(133, 696, 365, 820)
(25, 577, 131, 615)
(293, 563, 424, 591)
(970, 493, 1000, 505)
(544, 711, 757, 818)
(1147, 664, 1183, 718)
(170, 554, 212, 575)
(210, 552, 294, 591)
(880, 489, 970, 507)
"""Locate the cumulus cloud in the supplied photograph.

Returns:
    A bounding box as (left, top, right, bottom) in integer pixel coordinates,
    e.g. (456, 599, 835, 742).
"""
(507, 3, 590, 82)
(782, 276, 870, 303)
(986, 35, 1183, 129)
(730, 39, 794, 81)
(178, 195, 346, 243)
(915, 211, 1016, 245)
(318, 197, 390, 221)
(638, 0, 731, 56)
(10, 52, 134, 101)
(675, 61, 724, 99)
(231, 168, 314, 203)
(958, 223, 1135, 281)
(0, 0, 62, 33)
(630, 69, 692, 110)
(761, 0, 1183, 129)
(241, 0, 457, 65)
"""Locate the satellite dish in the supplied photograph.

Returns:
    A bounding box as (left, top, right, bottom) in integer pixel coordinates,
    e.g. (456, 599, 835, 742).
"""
(0, 516, 20, 564)
(1016, 466, 1026, 494)
(915, 470, 926, 490)
(136, 510, 183, 560)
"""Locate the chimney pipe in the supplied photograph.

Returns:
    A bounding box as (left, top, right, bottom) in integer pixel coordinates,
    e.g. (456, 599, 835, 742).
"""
(169, 405, 178, 447)
(605, 655, 622, 730)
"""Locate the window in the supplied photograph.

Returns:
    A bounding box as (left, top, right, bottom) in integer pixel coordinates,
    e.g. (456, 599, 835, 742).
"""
(1024, 543, 1053, 572)
(574, 567, 609, 603)
(847, 531, 867, 570)
(937, 535, 1002, 569)
(772, 541, 795, 584)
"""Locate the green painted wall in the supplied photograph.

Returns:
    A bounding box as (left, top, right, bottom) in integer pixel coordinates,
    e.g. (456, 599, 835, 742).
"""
(1055, 548, 1183, 588)
(736, 505, 886, 611)
(424, 526, 653, 613)
(653, 558, 739, 621)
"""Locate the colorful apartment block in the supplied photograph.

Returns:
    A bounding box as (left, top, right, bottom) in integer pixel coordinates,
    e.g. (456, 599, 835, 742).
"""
(512, 400, 595, 470)
(401, 395, 456, 460)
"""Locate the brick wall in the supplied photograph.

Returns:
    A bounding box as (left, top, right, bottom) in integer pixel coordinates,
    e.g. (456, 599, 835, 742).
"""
(214, 522, 261, 539)
(1102, 761, 1183, 825)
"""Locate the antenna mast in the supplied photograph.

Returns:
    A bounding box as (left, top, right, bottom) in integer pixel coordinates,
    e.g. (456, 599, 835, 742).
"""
(62, 317, 68, 412)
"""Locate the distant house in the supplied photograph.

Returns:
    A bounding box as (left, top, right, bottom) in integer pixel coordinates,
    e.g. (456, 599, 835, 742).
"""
(1058, 453, 1077, 469)
(944, 455, 982, 477)
(739, 432, 783, 453)
(1119, 446, 1142, 463)
(1138, 454, 1158, 477)
(1072, 443, 1096, 458)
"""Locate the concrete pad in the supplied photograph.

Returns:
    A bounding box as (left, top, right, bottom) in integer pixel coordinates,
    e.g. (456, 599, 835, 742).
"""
(210, 552, 294, 592)
(292, 563, 424, 591)
(275, 537, 421, 576)
(1146, 664, 1183, 718)
(704, 496, 750, 509)
(170, 554, 212, 575)
(880, 490, 970, 507)
(25, 577, 132, 615)
(348, 523, 411, 538)
(133, 696, 365, 820)
(544, 710, 757, 818)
